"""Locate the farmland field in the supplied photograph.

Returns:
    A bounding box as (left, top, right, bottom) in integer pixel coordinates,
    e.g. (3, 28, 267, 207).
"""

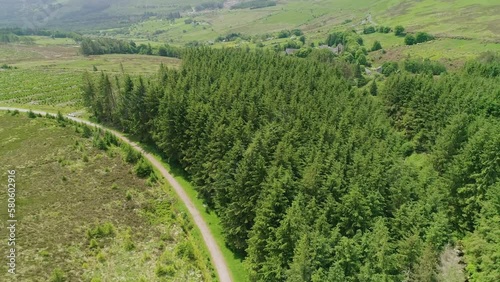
(0, 69, 84, 113)
(0, 113, 215, 281)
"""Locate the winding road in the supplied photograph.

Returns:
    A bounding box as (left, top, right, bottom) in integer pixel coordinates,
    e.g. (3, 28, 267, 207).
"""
(0, 107, 232, 282)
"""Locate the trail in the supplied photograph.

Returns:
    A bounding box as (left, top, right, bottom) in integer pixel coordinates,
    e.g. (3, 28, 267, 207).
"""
(0, 107, 232, 282)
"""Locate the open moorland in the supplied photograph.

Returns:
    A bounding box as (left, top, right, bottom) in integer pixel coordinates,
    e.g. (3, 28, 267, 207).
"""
(0, 112, 215, 281)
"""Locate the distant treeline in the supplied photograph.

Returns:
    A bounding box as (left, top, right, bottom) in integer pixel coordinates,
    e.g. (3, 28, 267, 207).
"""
(0, 28, 82, 44)
(80, 37, 181, 58)
(0, 28, 82, 41)
(230, 0, 277, 10)
(0, 33, 34, 44)
(194, 2, 224, 12)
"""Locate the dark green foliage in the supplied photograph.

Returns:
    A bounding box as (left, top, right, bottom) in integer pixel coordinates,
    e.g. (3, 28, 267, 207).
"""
(278, 30, 291, 38)
(371, 40, 382, 51)
(122, 144, 140, 164)
(403, 58, 446, 75)
(216, 33, 249, 42)
(27, 110, 37, 119)
(370, 80, 378, 96)
(80, 37, 181, 58)
(394, 25, 406, 36)
(194, 2, 223, 12)
(80, 48, 500, 281)
(378, 26, 392, 33)
(415, 32, 434, 43)
(404, 32, 434, 45)
(363, 26, 376, 34)
(134, 158, 153, 178)
(381, 61, 399, 76)
(404, 34, 416, 45)
(82, 126, 92, 138)
(230, 0, 277, 10)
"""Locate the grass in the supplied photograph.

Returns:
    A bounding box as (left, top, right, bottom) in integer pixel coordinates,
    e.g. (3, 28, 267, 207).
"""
(0, 42, 180, 73)
(368, 37, 500, 68)
(31, 36, 78, 46)
(0, 69, 84, 112)
(0, 113, 215, 281)
(0, 43, 181, 114)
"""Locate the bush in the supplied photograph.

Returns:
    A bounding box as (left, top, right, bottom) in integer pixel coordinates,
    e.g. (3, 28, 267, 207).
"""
(371, 40, 382, 51)
(50, 268, 66, 282)
(403, 58, 447, 75)
(123, 144, 140, 164)
(278, 30, 291, 38)
(404, 34, 416, 45)
(82, 126, 92, 138)
(89, 238, 99, 249)
(175, 241, 195, 260)
(93, 135, 108, 150)
(123, 228, 135, 251)
(363, 26, 376, 34)
(156, 264, 176, 277)
(381, 61, 399, 76)
(87, 222, 116, 239)
(378, 26, 391, 33)
(415, 32, 434, 43)
(134, 158, 153, 178)
(395, 25, 406, 36)
(27, 110, 37, 119)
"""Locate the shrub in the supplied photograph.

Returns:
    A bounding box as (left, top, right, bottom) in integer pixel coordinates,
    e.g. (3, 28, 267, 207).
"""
(278, 30, 291, 38)
(363, 26, 376, 34)
(89, 238, 99, 249)
(50, 268, 66, 282)
(371, 40, 382, 51)
(134, 158, 153, 178)
(415, 32, 434, 43)
(156, 264, 176, 277)
(381, 61, 399, 76)
(57, 111, 64, 121)
(404, 34, 416, 45)
(175, 241, 195, 260)
(27, 110, 37, 119)
(87, 222, 116, 239)
(378, 26, 391, 33)
(123, 144, 140, 164)
(96, 251, 106, 262)
(82, 126, 92, 138)
(403, 58, 447, 75)
(395, 25, 406, 36)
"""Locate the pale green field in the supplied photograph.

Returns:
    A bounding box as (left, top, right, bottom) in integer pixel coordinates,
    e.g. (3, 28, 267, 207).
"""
(31, 36, 78, 46)
(0, 69, 84, 111)
(13, 54, 181, 74)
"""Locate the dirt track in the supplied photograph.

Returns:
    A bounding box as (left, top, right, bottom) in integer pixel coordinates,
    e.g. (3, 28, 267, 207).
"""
(0, 107, 232, 282)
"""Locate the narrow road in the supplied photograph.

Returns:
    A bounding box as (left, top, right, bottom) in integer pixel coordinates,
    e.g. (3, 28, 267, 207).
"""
(0, 107, 232, 282)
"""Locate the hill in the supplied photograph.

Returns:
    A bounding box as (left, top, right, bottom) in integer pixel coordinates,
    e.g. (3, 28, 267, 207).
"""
(1, 0, 498, 42)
